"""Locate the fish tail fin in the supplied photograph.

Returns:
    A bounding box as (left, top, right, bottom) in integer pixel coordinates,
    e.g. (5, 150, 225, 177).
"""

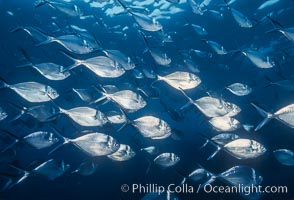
(10, 26, 24, 34)
(15, 63, 33, 68)
(179, 177, 187, 186)
(199, 140, 210, 150)
(266, 15, 284, 29)
(88, 85, 108, 104)
(207, 146, 221, 160)
(48, 128, 69, 155)
(0, 77, 9, 89)
(251, 103, 273, 131)
(117, 119, 129, 132)
(34, 0, 49, 7)
(35, 35, 55, 46)
(178, 87, 194, 110)
(197, 132, 219, 159)
(229, 48, 241, 55)
(116, 107, 130, 132)
(60, 51, 79, 72)
(0, 176, 13, 192)
(8, 102, 28, 123)
(48, 143, 65, 155)
(0, 129, 20, 149)
(265, 28, 281, 34)
(116, 0, 128, 10)
(139, 31, 150, 53)
(263, 75, 274, 88)
(16, 47, 33, 68)
(178, 15, 190, 26)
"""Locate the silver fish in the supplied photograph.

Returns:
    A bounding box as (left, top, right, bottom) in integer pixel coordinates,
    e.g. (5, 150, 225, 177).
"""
(218, 166, 263, 190)
(223, 139, 267, 159)
(210, 133, 240, 146)
(106, 110, 127, 124)
(63, 53, 125, 78)
(72, 160, 97, 176)
(57, 106, 108, 127)
(180, 90, 241, 118)
(36, 32, 97, 54)
(23, 131, 59, 149)
(50, 131, 120, 156)
(207, 10, 224, 20)
(209, 116, 241, 132)
(155, 71, 201, 90)
(273, 149, 294, 166)
(200, 133, 240, 150)
(241, 49, 275, 69)
(0, 80, 59, 103)
(32, 159, 70, 180)
(180, 167, 213, 186)
(140, 146, 158, 155)
(149, 48, 172, 66)
(180, 165, 263, 200)
(257, 0, 280, 10)
(16, 62, 70, 81)
(93, 86, 146, 112)
(190, 49, 213, 59)
(107, 144, 136, 161)
(203, 40, 228, 55)
(182, 165, 262, 187)
(275, 27, 294, 42)
(11, 26, 48, 43)
(183, 58, 200, 73)
(117, 0, 162, 32)
(10, 103, 59, 122)
(10, 159, 70, 188)
(133, 116, 172, 139)
(182, 16, 208, 35)
(201, 135, 266, 160)
(35, 0, 82, 17)
(140, 32, 171, 66)
(230, 8, 253, 28)
(226, 83, 252, 96)
(265, 78, 294, 91)
(153, 153, 180, 168)
(191, 24, 208, 35)
(251, 103, 294, 131)
(102, 50, 135, 70)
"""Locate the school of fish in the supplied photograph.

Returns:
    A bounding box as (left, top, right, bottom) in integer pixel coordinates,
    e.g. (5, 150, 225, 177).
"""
(0, 0, 293, 199)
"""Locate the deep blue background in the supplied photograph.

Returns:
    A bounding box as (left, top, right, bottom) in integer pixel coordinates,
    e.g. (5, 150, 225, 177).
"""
(0, 0, 294, 199)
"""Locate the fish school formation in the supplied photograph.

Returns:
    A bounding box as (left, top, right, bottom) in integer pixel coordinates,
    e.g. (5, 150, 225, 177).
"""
(0, 0, 293, 199)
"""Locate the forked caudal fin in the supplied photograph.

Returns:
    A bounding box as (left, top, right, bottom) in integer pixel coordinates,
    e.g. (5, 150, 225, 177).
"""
(197, 132, 222, 160)
(48, 128, 70, 155)
(178, 87, 194, 111)
(251, 103, 273, 131)
(7, 102, 28, 123)
(35, 35, 56, 46)
(34, 0, 50, 8)
(59, 51, 81, 72)
(0, 77, 10, 89)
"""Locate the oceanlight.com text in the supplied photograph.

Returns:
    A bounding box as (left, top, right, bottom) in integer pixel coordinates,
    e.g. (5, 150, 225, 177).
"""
(121, 183, 288, 196)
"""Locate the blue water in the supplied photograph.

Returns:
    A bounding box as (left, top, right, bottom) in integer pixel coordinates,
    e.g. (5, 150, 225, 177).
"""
(0, 0, 294, 199)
